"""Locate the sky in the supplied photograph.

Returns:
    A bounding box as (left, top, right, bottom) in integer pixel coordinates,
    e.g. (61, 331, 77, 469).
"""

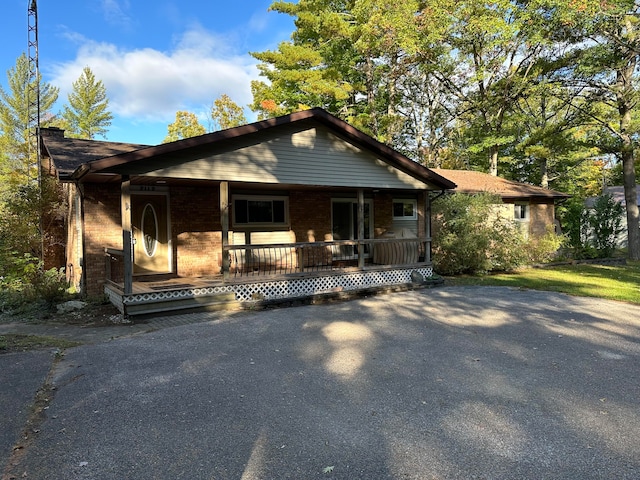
(2, 0, 296, 145)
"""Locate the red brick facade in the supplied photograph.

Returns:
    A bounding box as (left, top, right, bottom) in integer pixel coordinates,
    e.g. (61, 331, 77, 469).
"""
(76, 184, 426, 296)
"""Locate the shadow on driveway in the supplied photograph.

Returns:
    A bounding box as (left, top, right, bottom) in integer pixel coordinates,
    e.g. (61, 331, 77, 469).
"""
(3, 286, 640, 479)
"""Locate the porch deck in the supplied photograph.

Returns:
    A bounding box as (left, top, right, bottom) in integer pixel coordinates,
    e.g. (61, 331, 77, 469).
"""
(105, 238, 435, 317)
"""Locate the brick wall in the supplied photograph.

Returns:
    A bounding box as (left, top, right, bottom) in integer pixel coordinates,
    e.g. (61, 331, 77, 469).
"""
(83, 184, 122, 296)
(530, 201, 555, 237)
(289, 190, 332, 242)
(171, 186, 222, 276)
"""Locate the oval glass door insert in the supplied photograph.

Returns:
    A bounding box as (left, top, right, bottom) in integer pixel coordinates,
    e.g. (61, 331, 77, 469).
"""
(142, 203, 159, 257)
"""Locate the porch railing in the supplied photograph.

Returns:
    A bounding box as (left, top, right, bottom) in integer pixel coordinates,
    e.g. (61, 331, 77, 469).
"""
(224, 237, 429, 279)
(105, 238, 430, 284)
(105, 247, 125, 285)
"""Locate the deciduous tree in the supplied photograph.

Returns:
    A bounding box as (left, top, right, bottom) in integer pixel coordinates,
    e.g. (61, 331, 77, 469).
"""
(210, 94, 247, 131)
(162, 111, 206, 143)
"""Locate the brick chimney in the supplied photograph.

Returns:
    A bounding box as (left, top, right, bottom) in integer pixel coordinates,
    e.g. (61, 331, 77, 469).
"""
(39, 126, 65, 138)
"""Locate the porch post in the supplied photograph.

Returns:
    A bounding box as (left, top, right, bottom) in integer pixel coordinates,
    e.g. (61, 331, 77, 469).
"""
(121, 176, 133, 294)
(220, 181, 230, 281)
(357, 189, 365, 268)
(424, 190, 431, 263)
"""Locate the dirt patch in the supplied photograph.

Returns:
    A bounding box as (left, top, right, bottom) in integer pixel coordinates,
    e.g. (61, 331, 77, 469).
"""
(0, 302, 125, 328)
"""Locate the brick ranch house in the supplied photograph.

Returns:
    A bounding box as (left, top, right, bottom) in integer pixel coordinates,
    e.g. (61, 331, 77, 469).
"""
(41, 108, 456, 316)
(431, 169, 570, 238)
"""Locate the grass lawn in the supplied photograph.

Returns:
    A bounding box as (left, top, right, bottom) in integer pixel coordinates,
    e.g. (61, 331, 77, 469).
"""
(445, 261, 640, 305)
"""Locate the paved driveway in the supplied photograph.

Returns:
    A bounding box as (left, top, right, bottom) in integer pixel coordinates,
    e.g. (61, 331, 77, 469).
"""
(3, 286, 640, 479)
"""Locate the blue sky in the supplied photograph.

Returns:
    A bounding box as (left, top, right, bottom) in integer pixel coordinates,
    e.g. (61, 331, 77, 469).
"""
(2, 0, 296, 144)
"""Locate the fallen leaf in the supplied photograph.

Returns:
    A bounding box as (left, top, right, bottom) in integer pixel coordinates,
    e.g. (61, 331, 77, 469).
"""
(323, 466, 334, 474)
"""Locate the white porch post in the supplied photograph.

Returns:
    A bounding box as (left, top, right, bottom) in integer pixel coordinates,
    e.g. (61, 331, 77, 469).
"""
(357, 189, 365, 268)
(121, 176, 133, 294)
(220, 181, 230, 281)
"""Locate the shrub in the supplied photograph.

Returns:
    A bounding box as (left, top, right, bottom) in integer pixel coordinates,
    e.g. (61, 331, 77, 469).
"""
(558, 194, 625, 259)
(432, 193, 528, 275)
(524, 227, 565, 264)
(0, 254, 69, 311)
(588, 193, 625, 257)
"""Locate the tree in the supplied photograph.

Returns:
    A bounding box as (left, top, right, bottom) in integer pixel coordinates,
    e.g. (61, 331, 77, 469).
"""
(418, 0, 559, 176)
(210, 94, 247, 131)
(0, 53, 59, 267)
(162, 111, 206, 143)
(555, 0, 640, 260)
(61, 66, 113, 139)
(0, 53, 58, 187)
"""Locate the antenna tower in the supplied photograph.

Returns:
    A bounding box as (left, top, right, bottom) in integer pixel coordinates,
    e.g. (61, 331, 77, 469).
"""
(27, 0, 40, 179)
(27, 0, 44, 261)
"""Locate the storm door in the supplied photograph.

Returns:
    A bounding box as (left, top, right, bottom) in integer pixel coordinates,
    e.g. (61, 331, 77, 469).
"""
(132, 194, 171, 275)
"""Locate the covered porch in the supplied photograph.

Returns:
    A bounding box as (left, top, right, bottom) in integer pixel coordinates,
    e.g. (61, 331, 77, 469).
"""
(105, 226, 435, 317)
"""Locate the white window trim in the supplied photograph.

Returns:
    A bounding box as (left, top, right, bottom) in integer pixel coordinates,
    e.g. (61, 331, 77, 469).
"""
(393, 199, 418, 220)
(232, 194, 290, 227)
(514, 202, 530, 221)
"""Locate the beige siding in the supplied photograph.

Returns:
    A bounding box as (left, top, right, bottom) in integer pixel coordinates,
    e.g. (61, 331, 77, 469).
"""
(145, 125, 429, 189)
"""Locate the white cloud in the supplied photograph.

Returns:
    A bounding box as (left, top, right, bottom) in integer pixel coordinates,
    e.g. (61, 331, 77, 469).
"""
(101, 0, 133, 28)
(48, 28, 258, 123)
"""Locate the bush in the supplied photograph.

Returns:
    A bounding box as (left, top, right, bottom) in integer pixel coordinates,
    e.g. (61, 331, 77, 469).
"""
(0, 253, 69, 311)
(432, 193, 528, 275)
(588, 193, 625, 257)
(558, 194, 625, 259)
(524, 227, 565, 264)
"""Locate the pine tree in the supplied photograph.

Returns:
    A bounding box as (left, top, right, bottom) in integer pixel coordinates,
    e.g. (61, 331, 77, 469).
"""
(0, 53, 58, 188)
(61, 66, 113, 139)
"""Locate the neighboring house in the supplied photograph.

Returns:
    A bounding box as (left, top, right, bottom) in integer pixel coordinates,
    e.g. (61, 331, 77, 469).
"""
(585, 185, 640, 247)
(431, 169, 570, 238)
(40, 108, 456, 316)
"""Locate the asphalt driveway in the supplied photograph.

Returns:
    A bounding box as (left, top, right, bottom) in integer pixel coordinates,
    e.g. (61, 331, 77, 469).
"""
(2, 286, 640, 479)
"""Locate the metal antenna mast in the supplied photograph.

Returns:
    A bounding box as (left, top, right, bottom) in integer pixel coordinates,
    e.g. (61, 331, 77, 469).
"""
(27, 0, 44, 260)
(27, 0, 40, 179)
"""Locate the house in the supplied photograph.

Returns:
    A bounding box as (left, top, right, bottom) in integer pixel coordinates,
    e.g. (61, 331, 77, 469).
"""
(40, 108, 456, 316)
(431, 169, 569, 238)
(586, 185, 640, 247)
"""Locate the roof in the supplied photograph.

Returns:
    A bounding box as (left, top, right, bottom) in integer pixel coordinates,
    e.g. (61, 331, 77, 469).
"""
(40, 130, 148, 180)
(41, 108, 455, 191)
(431, 169, 570, 200)
(585, 185, 640, 207)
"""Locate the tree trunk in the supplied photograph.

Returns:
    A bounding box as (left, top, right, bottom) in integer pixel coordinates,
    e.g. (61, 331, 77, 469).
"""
(489, 145, 498, 176)
(539, 158, 549, 189)
(621, 140, 640, 260)
(615, 22, 640, 260)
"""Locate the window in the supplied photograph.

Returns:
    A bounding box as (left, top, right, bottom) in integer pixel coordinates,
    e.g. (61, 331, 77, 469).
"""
(233, 195, 288, 226)
(514, 203, 529, 221)
(393, 200, 417, 220)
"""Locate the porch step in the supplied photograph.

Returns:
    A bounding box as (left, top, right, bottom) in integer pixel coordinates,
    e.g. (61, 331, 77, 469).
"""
(125, 292, 240, 317)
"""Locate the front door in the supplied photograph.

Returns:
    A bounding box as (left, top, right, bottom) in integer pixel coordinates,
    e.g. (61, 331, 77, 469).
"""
(132, 194, 171, 275)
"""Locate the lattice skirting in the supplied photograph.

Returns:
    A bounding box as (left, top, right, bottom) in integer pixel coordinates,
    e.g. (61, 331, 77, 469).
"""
(112, 267, 433, 307)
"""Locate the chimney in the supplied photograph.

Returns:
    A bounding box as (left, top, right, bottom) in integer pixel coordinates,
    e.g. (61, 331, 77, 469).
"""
(39, 126, 65, 138)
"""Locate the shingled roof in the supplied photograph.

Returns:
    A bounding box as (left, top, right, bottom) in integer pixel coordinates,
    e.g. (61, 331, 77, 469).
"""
(40, 127, 148, 180)
(431, 169, 569, 200)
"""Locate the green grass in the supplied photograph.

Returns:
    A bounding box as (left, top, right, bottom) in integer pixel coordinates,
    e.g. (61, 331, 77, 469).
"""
(0, 334, 80, 354)
(445, 261, 640, 304)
